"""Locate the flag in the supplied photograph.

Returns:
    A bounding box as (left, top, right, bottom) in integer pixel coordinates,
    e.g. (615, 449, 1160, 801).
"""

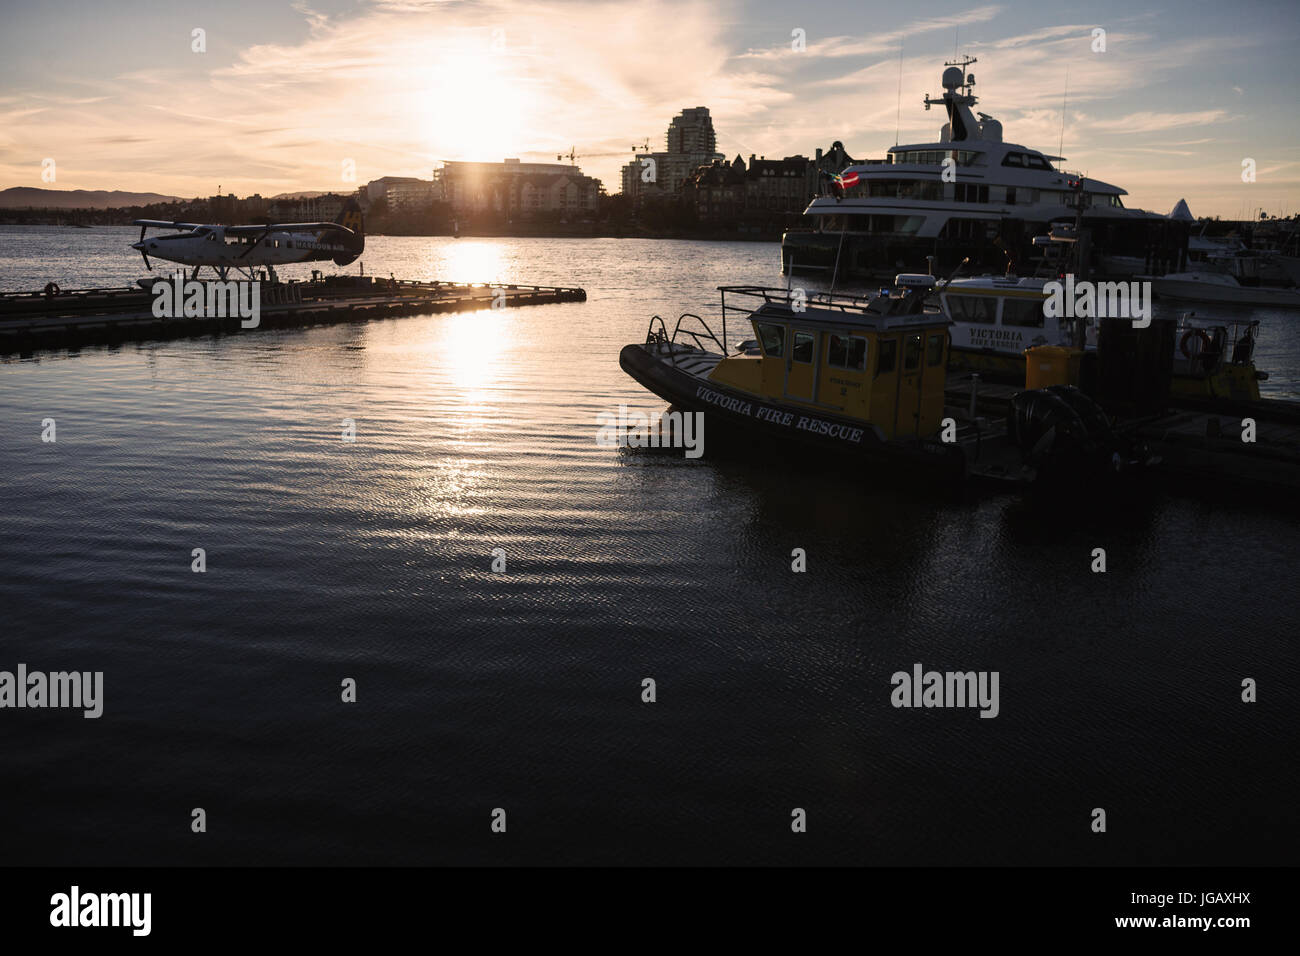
(836, 171, 859, 189)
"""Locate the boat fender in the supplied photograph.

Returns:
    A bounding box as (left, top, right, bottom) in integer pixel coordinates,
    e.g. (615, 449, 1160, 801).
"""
(1179, 328, 1211, 358)
(43, 281, 60, 296)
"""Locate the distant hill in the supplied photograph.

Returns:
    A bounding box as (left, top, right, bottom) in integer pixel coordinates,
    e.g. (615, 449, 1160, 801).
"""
(270, 191, 334, 200)
(0, 187, 186, 209)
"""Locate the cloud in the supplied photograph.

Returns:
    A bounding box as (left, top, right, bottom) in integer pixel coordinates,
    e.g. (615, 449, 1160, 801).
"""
(1089, 110, 1232, 134)
(734, 5, 1003, 62)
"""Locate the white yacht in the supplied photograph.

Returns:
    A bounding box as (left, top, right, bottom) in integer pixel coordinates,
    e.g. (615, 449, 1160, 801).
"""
(1153, 269, 1300, 308)
(783, 58, 1182, 280)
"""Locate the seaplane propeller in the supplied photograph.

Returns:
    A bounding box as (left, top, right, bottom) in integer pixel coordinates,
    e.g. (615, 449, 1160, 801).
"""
(137, 224, 152, 271)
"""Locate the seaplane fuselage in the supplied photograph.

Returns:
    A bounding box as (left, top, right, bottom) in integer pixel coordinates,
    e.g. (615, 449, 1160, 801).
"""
(131, 198, 364, 279)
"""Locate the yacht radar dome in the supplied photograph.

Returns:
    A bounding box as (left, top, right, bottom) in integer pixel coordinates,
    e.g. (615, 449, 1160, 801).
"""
(942, 66, 963, 90)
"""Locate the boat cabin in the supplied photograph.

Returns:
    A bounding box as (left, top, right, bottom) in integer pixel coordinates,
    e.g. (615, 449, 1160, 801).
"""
(707, 286, 951, 440)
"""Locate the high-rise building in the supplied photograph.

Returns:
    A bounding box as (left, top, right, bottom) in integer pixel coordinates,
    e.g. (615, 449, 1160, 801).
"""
(666, 107, 717, 155)
(621, 107, 723, 204)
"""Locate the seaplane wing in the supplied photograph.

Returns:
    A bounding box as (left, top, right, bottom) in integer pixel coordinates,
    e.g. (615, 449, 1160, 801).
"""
(222, 222, 355, 236)
(132, 220, 205, 230)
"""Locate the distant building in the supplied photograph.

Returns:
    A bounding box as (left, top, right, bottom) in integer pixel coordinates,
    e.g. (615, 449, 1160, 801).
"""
(364, 176, 434, 212)
(686, 142, 861, 224)
(435, 159, 600, 218)
(266, 193, 348, 222)
(667, 107, 717, 154)
(621, 106, 724, 205)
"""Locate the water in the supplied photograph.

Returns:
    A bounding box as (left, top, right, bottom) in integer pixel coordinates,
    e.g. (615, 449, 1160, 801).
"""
(1, 226, 1297, 865)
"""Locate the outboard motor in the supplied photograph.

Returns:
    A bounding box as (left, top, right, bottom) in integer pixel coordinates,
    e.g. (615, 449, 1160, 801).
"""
(1008, 385, 1152, 478)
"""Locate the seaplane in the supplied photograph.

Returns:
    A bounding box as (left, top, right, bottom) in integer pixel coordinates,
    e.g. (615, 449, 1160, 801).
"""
(131, 198, 364, 282)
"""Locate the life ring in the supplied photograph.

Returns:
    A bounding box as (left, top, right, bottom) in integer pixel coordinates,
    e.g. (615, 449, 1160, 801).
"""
(1180, 328, 1211, 358)
(43, 281, 60, 296)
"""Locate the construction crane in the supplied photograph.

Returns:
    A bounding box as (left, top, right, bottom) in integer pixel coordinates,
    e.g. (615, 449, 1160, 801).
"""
(630, 139, 650, 153)
(557, 147, 581, 165)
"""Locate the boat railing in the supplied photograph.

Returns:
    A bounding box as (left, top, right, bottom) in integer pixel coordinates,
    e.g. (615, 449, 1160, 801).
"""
(719, 284, 880, 317)
(643, 312, 727, 364)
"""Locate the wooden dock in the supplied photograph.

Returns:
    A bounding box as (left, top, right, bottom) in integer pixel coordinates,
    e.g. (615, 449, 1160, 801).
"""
(0, 276, 586, 354)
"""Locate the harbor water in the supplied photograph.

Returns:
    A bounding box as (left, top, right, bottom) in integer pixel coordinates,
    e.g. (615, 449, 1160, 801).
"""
(1, 225, 1297, 865)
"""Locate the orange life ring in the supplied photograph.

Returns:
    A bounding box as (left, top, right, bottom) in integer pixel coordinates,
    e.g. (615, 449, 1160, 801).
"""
(1179, 328, 1211, 358)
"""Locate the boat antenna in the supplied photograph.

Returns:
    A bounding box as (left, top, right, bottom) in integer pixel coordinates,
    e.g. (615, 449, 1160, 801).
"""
(895, 37, 904, 146)
(1057, 69, 1069, 170)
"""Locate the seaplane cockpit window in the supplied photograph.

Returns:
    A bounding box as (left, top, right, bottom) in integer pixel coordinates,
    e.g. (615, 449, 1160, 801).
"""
(1002, 299, 1046, 328)
(947, 295, 997, 324)
(756, 323, 785, 357)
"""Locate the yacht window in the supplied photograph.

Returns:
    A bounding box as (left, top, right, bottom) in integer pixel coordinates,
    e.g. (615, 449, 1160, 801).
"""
(1026, 155, 1052, 170)
(792, 332, 814, 363)
(876, 338, 897, 376)
(946, 295, 997, 324)
(1006, 187, 1017, 204)
(926, 334, 945, 366)
(1001, 298, 1046, 328)
(904, 333, 923, 371)
(1002, 153, 1025, 167)
(757, 323, 785, 357)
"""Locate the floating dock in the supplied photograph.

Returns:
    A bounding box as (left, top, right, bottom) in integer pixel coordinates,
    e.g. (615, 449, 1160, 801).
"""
(0, 275, 586, 353)
(945, 371, 1300, 496)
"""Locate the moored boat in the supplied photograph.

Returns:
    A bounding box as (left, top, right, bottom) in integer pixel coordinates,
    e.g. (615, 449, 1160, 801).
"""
(618, 283, 1152, 487)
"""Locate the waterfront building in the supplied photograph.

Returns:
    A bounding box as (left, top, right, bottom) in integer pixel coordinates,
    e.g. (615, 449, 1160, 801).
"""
(364, 176, 435, 212)
(435, 159, 600, 218)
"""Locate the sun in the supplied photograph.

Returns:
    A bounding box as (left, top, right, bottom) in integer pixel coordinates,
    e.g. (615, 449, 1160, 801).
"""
(413, 57, 535, 162)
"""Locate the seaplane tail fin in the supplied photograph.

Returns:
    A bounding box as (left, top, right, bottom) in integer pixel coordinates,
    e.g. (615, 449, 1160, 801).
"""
(332, 198, 365, 265)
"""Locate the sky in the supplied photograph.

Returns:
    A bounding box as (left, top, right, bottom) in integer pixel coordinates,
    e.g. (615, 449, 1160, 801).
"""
(1, 0, 1297, 218)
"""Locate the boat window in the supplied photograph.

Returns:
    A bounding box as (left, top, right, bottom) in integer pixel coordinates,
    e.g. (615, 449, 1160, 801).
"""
(756, 322, 785, 357)
(827, 334, 867, 370)
(828, 334, 847, 367)
(926, 334, 945, 366)
(946, 295, 997, 324)
(848, 337, 867, 370)
(904, 333, 923, 371)
(1001, 153, 1025, 167)
(1006, 187, 1016, 204)
(792, 331, 815, 363)
(1025, 155, 1052, 170)
(876, 338, 897, 376)
(1001, 298, 1046, 328)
